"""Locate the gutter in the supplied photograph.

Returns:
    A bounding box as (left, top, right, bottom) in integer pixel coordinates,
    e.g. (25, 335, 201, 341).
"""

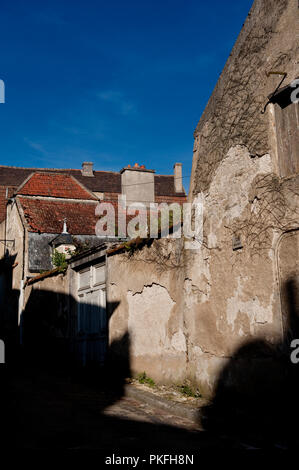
(24, 267, 62, 287)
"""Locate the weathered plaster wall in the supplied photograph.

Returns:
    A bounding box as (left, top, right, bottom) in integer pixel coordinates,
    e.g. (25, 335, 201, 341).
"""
(186, 0, 299, 395)
(190, 0, 298, 196)
(277, 230, 299, 333)
(24, 271, 69, 310)
(107, 153, 298, 395)
(107, 239, 187, 384)
(108, 0, 298, 395)
(4, 200, 25, 291)
(22, 272, 70, 361)
(184, 146, 292, 394)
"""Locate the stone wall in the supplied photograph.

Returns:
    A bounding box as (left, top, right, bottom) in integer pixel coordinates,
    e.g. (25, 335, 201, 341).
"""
(107, 238, 187, 384)
(107, 0, 299, 396)
(186, 0, 299, 395)
(190, 0, 298, 195)
(21, 271, 70, 365)
(3, 200, 25, 291)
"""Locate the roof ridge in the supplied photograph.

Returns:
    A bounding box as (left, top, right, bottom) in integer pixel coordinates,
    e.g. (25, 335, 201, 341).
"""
(0, 165, 77, 171)
(17, 195, 98, 202)
(16, 171, 98, 201)
(0, 165, 120, 175)
(0, 165, 176, 177)
(155, 174, 173, 177)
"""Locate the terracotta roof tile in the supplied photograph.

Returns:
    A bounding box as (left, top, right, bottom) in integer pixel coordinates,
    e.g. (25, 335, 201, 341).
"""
(0, 166, 185, 197)
(17, 195, 187, 237)
(0, 166, 121, 193)
(18, 197, 98, 235)
(0, 166, 186, 223)
(0, 187, 7, 221)
(154, 175, 185, 197)
(17, 172, 97, 200)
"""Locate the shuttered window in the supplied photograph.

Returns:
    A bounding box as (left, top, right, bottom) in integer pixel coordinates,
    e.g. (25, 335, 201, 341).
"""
(78, 268, 90, 290)
(93, 263, 105, 286)
(77, 265, 106, 334)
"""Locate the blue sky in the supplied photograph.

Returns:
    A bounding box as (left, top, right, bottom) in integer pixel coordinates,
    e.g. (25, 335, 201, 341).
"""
(0, 0, 253, 193)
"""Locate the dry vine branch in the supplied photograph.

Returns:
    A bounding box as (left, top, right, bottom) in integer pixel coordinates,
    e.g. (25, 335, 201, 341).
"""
(227, 174, 299, 256)
(123, 238, 186, 273)
(192, 2, 292, 195)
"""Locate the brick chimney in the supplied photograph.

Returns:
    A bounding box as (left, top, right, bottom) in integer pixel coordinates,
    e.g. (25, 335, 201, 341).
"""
(81, 162, 94, 177)
(173, 163, 183, 193)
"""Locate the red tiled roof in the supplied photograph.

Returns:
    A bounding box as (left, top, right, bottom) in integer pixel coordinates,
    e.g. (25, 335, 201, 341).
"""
(154, 175, 185, 197)
(0, 166, 185, 197)
(0, 166, 186, 224)
(0, 166, 121, 193)
(17, 172, 97, 200)
(0, 187, 7, 222)
(18, 197, 98, 235)
(17, 195, 187, 236)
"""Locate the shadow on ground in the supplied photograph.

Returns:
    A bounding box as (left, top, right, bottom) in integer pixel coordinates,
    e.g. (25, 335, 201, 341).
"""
(0, 334, 209, 453)
(0, 257, 206, 453)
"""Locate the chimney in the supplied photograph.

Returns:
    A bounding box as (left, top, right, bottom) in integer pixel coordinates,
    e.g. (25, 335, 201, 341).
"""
(81, 161, 94, 177)
(173, 163, 183, 193)
(120, 164, 155, 206)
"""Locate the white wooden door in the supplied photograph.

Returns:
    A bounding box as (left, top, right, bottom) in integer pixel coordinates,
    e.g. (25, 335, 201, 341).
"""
(77, 264, 107, 365)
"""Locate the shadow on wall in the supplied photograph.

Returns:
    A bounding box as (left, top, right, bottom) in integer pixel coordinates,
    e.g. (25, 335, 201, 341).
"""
(0, 254, 19, 363)
(20, 288, 129, 392)
(0, 262, 204, 452)
(201, 275, 299, 448)
(0, 263, 135, 448)
(1, 252, 299, 450)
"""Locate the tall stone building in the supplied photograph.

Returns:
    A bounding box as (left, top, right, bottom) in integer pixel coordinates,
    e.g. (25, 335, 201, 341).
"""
(185, 0, 299, 393)
(105, 0, 299, 396)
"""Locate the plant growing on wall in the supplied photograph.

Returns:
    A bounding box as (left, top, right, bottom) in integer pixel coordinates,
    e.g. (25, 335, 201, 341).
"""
(69, 238, 91, 256)
(137, 371, 155, 387)
(51, 249, 68, 272)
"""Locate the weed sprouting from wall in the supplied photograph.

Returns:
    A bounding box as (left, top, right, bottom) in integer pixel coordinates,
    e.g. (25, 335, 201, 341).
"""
(51, 250, 67, 272)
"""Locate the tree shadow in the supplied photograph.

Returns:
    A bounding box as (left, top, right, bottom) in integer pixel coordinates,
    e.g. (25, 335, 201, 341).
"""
(201, 276, 299, 449)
